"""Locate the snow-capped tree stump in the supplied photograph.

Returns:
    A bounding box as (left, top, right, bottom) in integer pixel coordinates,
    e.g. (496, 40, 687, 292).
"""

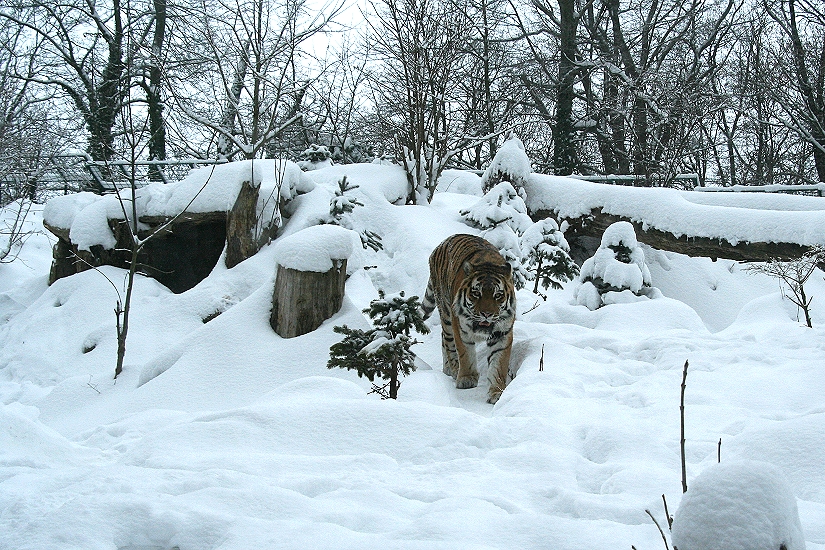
(270, 261, 348, 338)
(270, 225, 356, 338)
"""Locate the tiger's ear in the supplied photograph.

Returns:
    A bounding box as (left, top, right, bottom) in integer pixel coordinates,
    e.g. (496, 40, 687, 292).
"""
(462, 261, 473, 276)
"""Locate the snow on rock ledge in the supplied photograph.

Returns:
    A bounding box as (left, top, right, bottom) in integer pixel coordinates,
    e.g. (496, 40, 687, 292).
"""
(671, 460, 806, 550)
(273, 224, 355, 273)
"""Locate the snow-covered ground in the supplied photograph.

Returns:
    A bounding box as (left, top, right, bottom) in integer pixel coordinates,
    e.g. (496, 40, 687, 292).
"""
(1, 164, 824, 550)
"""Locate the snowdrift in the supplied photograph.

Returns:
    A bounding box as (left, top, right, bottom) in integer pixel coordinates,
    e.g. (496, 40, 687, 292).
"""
(1, 164, 824, 550)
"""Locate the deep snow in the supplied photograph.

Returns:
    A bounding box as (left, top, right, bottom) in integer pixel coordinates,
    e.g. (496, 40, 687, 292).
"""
(1, 164, 824, 550)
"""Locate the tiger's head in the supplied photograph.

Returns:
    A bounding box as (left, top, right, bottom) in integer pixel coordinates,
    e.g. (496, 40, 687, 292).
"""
(459, 260, 514, 333)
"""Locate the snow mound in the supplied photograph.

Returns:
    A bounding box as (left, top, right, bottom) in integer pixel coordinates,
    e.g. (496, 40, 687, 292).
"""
(273, 224, 356, 272)
(671, 461, 806, 550)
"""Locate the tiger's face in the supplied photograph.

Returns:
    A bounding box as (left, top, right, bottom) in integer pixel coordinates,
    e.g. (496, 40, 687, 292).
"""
(461, 264, 513, 333)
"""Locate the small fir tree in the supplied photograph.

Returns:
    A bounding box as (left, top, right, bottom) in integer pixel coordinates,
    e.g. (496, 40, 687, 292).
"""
(481, 135, 532, 195)
(328, 291, 429, 399)
(325, 176, 383, 251)
(461, 182, 533, 290)
(521, 219, 579, 297)
(481, 224, 530, 290)
(298, 144, 333, 171)
(460, 181, 532, 234)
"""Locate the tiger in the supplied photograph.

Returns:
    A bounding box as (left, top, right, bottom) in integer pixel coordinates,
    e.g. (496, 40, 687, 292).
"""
(420, 234, 516, 404)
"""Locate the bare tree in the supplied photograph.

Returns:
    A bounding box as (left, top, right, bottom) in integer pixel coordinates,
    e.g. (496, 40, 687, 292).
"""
(369, 0, 502, 203)
(764, 0, 825, 184)
(170, 0, 341, 160)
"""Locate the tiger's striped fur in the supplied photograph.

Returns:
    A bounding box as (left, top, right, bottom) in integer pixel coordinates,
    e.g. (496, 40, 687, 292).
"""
(420, 234, 516, 404)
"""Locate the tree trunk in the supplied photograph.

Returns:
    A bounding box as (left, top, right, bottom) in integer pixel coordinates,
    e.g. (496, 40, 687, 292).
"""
(270, 261, 348, 338)
(146, 0, 167, 181)
(553, 0, 577, 176)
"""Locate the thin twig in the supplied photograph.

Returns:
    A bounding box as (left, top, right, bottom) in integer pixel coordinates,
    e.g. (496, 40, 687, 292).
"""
(645, 509, 671, 550)
(662, 494, 673, 530)
(680, 359, 689, 494)
(86, 375, 101, 394)
(523, 300, 541, 314)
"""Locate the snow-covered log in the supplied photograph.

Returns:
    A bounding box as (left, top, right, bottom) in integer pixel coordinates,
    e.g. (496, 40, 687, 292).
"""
(524, 174, 822, 263)
(541, 207, 810, 263)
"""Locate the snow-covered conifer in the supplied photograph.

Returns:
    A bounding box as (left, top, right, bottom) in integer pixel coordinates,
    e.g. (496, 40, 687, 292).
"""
(481, 224, 530, 290)
(298, 144, 334, 171)
(324, 176, 383, 251)
(574, 221, 657, 309)
(481, 135, 532, 195)
(460, 181, 532, 234)
(521, 218, 579, 296)
(461, 182, 533, 290)
(328, 291, 429, 399)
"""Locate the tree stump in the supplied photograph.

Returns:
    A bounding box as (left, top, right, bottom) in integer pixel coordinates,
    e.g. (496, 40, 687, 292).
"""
(225, 180, 260, 269)
(270, 260, 347, 338)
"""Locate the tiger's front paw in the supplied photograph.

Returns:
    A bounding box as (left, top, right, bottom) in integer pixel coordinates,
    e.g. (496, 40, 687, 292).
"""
(455, 372, 479, 389)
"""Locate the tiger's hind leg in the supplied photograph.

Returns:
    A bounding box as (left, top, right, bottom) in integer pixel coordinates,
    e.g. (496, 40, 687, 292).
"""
(440, 314, 459, 379)
(486, 329, 514, 404)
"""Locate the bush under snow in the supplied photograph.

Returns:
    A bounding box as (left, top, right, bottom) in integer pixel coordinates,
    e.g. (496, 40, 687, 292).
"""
(575, 221, 658, 309)
(671, 461, 806, 550)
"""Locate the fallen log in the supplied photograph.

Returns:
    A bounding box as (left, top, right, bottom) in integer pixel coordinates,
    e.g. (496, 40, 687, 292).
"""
(531, 207, 810, 263)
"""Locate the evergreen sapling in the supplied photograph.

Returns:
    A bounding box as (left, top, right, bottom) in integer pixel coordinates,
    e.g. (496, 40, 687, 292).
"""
(325, 175, 383, 251)
(328, 291, 429, 399)
(460, 182, 532, 289)
(520, 219, 579, 297)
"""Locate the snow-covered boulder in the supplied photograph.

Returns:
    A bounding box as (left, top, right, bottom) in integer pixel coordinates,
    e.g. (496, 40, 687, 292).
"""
(42, 160, 314, 292)
(671, 461, 806, 550)
(575, 221, 658, 309)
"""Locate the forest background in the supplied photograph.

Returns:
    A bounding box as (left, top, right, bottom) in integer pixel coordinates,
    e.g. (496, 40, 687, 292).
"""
(1, 0, 824, 207)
